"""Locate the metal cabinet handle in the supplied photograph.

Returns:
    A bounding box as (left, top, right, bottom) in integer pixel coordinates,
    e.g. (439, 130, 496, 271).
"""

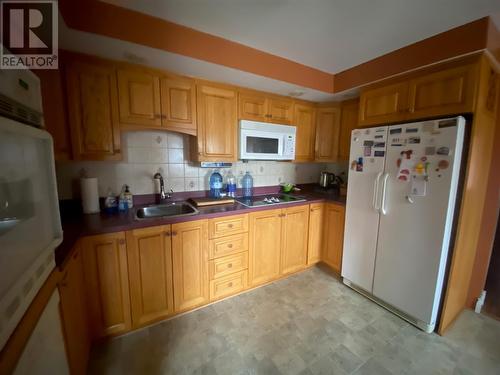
(228, 223, 234, 228)
(227, 263, 233, 268)
(165, 232, 171, 237)
(228, 282, 233, 287)
(172, 231, 178, 236)
(227, 244, 233, 248)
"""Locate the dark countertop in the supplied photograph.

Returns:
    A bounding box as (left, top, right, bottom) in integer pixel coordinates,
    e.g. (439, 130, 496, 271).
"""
(55, 185, 345, 268)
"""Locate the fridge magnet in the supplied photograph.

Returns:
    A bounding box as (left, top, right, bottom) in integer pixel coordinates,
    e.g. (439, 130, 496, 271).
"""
(351, 160, 357, 170)
(374, 142, 385, 148)
(425, 146, 436, 155)
(406, 127, 418, 133)
(397, 158, 402, 167)
(364, 129, 371, 135)
(398, 175, 408, 181)
(438, 119, 457, 128)
(374, 151, 385, 157)
(356, 157, 363, 172)
(410, 175, 427, 196)
(401, 150, 413, 159)
(397, 160, 412, 180)
(415, 162, 425, 175)
(390, 128, 402, 134)
(364, 146, 372, 156)
(422, 122, 434, 133)
(438, 160, 450, 170)
(375, 135, 384, 139)
(420, 156, 427, 162)
(408, 136, 421, 144)
(437, 146, 450, 155)
(363, 140, 374, 146)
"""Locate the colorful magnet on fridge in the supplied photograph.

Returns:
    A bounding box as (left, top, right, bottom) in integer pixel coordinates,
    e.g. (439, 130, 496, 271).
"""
(351, 160, 357, 170)
(421, 156, 427, 162)
(401, 150, 413, 159)
(356, 157, 363, 172)
(425, 146, 436, 155)
(415, 162, 425, 175)
(438, 160, 449, 169)
(397, 158, 402, 167)
(364, 146, 372, 156)
(398, 175, 408, 181)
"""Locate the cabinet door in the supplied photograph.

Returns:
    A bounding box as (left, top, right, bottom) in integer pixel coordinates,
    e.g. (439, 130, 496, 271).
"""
(65, 60, 121, 160)
(59, 244, 91, 375)
(196, 84, 238, 161)
(408, 64, 476, 119)
(117, 68, 162, 127)
(239, 92, 268, 122)
(338, 99, 359, 161)
(307, 203, 325, 265)
(281, 205, 309, 275)
(81, 232, 131, 338)
(268, 97, 294, 125)
(160, 76, 197, 136)
(249, 209, 282, 286)
(315, 106, 341, 162)
(322, 204, 345, 273)
(35, 69, 72, 161)
(294, 103, 316, 161)
(359, 82, 409, 126)
(126, 225, 174, 328)
(172, 220, 209, 312)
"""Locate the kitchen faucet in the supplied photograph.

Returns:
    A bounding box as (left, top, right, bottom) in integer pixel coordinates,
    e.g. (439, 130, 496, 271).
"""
(153, 172, 173, 202)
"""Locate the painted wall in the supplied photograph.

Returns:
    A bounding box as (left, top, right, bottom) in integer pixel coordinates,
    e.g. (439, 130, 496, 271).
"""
(56, 131, 340, 199)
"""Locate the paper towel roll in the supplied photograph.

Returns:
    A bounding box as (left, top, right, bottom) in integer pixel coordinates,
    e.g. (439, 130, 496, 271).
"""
(81, 177, 100, 214)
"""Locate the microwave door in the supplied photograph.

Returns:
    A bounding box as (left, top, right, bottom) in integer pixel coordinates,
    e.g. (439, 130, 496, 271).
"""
(241, 130, 284, 159)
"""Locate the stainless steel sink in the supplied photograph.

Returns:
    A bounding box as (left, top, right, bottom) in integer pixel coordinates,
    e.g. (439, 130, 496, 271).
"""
(135, 201, 199, 220)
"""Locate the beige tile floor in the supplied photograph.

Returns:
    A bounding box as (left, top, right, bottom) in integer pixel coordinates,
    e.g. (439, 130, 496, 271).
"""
(88, 266, 500, 374)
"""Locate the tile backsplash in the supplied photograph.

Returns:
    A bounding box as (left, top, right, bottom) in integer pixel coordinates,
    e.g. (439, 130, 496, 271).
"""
(56, 131, 344, 199)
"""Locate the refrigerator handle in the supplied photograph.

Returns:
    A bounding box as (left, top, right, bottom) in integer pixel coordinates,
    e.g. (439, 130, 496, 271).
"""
(381, 173, 389, 215)
(372, 172, 383, 211)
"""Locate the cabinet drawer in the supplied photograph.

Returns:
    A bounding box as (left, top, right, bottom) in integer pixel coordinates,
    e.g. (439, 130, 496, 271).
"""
(209, 232, 249, 259)
(209, 251, 248, 279)
(209, 214, 248, 238)
(210, 270, 248, 301)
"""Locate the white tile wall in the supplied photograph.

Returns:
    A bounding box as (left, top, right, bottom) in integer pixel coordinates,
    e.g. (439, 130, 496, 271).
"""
(56, 131, 344, 199)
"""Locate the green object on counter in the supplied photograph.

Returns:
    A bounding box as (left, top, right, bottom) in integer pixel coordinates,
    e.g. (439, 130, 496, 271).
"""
(281, 183, 295, 193)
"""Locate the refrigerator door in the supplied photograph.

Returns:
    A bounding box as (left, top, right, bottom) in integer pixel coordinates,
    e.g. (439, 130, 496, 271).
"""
(0, 117, 62, 348)
(342, 126, 387, 292)
(372, 117, 465, 330)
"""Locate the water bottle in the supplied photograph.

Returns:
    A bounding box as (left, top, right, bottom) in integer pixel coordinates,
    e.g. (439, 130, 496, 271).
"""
(226, 170, 237, 198)
(242, 171, 254, 198)
(209, 169, 223, 198)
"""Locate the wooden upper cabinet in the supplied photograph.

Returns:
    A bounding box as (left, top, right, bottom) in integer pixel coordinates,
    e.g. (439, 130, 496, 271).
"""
(195, 84, 238, 161)
(338, 99, 360, 161)
(281, 205, 309, 275)
(65, 59, 121, 160)
(408, 64, 476, 119)
(126, 225, 174, 328)
(59, 244, 91, 375)
(249, 209, 282, 286)
(238, 91, 294, 125)
(172, 219, 209, 312)
(322, 203, 345, 273)
(239, 92, 268, 122)
(160, 76, 197, 135)
(294, 102, 316, 162)
(359, 82, 409, 126)
(307, 203, 325, 265)
(117, 68, 162, 127)
(268, 97, 294, 124)
(81, 232, 131, 339)
(314, 106, 341, 162)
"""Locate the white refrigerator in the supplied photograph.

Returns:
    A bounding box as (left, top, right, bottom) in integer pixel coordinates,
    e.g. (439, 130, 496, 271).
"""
(342, 116, 465, 333)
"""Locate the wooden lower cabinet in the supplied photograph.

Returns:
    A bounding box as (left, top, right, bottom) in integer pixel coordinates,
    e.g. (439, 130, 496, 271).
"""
(172, 219, 210, 312)
(249, 209, 283, 286)
(307, 203, 325, 265)
(81, 232, 132, 339)
(322, 203, 346, 273)
(59, 243, 91, 375)
(126, 225, 174, 328)
(281, 205, 310, 275)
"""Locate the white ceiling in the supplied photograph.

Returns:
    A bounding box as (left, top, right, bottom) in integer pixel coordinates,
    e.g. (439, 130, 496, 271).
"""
(101, 0, 500, 74)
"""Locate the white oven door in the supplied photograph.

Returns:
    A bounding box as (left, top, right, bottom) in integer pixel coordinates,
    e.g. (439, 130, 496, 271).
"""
(240, 130, 285, 160)
(0, 116, 62, 349)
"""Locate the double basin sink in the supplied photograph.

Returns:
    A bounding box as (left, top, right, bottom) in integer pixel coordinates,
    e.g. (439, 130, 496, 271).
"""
(135, 201, 199, 220)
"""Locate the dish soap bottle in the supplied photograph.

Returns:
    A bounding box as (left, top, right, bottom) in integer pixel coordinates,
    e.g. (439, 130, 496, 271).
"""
(209, 169, 223, 198)
(226, 170, 237, 198)
(104, 189, 118, 214)
(242, 171, 254, 198)
(124, 185, 133, 209)
(118, 185, 129, 212)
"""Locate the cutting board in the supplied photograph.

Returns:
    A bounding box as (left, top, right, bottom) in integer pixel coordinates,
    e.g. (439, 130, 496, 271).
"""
(189, 197, 235, 207)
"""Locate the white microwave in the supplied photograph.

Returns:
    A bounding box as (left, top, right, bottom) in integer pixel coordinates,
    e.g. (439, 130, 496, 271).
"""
(239, 120, 296, 160)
